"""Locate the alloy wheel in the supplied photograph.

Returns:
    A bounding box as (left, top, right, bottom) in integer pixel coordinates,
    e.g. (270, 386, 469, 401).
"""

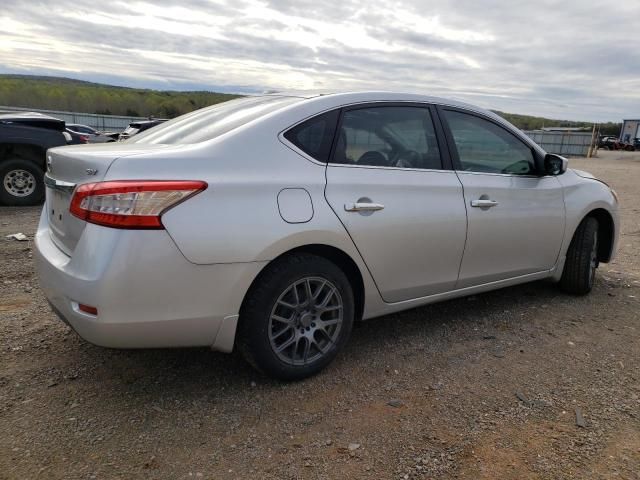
(268, 277, 343, 366)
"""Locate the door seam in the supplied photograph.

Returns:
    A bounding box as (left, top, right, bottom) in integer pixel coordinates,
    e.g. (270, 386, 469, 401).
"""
(453, 170, 469, 290)
(322, 163, 387, 301)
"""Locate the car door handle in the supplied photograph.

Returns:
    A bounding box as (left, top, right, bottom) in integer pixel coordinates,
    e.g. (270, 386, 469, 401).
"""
(470, 199, 499, 208)
(344, 202, 385, 212)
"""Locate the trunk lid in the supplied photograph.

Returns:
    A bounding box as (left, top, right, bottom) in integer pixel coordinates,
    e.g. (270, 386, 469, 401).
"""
(44, 143, 171, 255)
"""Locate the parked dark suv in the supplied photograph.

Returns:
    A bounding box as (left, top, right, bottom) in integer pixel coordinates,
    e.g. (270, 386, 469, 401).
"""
(0, 113, 69, 206)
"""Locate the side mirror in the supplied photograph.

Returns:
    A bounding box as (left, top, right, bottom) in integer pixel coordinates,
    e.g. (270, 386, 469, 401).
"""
(544, 153, 568, 176)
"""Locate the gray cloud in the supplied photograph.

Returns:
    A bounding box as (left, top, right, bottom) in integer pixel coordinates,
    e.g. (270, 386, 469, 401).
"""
(1, 0, 639, 121)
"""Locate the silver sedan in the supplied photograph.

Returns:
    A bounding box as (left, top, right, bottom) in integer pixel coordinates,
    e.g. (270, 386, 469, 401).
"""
(35, 92, 619, 380)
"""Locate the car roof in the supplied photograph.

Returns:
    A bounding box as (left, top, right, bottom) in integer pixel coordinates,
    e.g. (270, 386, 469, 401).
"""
(266, 90, 481, 109)
(260, 90, 511, 133)
(258, 90, 502, 123)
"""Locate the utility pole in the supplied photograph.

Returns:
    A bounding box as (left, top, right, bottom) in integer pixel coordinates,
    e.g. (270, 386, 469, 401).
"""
(587, 124, 597, 158)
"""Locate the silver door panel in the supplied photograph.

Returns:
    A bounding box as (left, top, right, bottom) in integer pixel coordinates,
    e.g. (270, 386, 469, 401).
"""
(325, 166, 467, 303)
(456, 172, 565, 288)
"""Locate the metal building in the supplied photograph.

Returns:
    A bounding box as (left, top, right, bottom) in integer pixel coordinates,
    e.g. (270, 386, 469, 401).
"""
(620, 119, 640, 142)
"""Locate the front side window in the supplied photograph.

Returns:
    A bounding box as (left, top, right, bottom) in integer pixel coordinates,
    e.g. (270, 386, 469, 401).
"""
(443, 110, 535, 175)
(332, 106, 442, 169)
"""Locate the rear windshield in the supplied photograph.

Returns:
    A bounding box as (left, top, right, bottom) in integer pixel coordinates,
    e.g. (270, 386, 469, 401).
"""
(128, 96, 301, 145)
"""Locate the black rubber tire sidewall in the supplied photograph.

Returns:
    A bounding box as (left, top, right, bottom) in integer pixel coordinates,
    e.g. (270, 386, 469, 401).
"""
(237, 253, 355, 381)
(560, 217, 599, 295)
(0, 158, 45, 206)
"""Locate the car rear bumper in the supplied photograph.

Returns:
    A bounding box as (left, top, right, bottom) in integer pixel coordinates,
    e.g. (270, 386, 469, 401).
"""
(34, 209, 266, 351)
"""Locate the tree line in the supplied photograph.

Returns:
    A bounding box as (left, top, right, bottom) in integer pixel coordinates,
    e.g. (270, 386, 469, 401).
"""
(494, 111, 621, 136)
(0, 75, 239, 118)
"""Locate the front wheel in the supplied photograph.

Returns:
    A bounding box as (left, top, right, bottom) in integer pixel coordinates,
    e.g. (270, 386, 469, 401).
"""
(237, 253, 355, 380)
(560, 217, 599, 295)
(0, 158, 45, 206)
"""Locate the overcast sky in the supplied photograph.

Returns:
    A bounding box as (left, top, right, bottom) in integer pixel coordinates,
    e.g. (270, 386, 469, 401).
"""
(1, 0, 639, 121)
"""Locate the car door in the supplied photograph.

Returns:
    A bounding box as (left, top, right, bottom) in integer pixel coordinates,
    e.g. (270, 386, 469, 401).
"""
(323, 104, 468, 303)
(439, 107, 565, 288)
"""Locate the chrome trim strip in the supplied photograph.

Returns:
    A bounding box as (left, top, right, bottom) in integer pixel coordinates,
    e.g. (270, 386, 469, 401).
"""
(326, 163, 450, 173)
(44, 174, 76, 194)
(455, 170, 547, 179)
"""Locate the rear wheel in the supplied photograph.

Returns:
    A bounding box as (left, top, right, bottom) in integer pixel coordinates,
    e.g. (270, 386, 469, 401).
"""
(0, 158, 45, 206)
(237, 253, 354, 380)
(560, 217, 599, 295)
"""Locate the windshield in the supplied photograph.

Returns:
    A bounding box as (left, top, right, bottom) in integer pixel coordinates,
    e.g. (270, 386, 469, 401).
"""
(128, 96, 302, 145)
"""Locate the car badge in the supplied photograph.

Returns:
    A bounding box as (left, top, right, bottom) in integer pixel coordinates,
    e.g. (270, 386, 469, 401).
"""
(47, 156, 52, 173)
(86, 168, 98, 175)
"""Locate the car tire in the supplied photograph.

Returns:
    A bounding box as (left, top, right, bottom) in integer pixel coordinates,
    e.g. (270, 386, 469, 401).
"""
(237, 253, 355, 381)
(0, 158, 45, 206)
(559, 217, 599, 295)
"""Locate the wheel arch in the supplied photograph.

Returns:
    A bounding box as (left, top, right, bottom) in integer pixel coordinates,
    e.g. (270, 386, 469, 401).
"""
(584, 208, 615, 263)
(239, 243, 366, 323)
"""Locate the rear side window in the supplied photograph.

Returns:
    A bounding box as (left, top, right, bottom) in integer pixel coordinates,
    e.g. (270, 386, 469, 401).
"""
(284, 110, 339, 163)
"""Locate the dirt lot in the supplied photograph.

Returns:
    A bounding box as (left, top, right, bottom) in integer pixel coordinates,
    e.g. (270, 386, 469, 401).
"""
(1, 151, 639, 479)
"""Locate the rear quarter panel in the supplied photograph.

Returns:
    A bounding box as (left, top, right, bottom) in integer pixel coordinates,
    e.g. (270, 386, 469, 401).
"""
(106, 118, 384, 279)
(106, 130, 351, 264)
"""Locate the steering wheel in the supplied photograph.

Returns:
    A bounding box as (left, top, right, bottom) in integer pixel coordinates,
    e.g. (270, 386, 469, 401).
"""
(357, 151, 388, 166)
(501, 160, 532, 174)
(395, 150, 420, 168)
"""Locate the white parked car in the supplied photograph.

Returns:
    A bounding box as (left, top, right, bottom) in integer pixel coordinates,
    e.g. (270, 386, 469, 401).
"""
(35, 92, 619, 380)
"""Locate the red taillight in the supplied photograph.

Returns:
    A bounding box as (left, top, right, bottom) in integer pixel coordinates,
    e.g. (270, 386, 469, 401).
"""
(79, 135, 90, 143)
(69, 180, 207, 229)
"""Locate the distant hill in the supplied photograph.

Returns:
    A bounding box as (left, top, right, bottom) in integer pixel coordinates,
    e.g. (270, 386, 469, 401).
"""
(493, 110, 619, 134)
(0, 75, 622, 134)
(0, 75, 241, 118)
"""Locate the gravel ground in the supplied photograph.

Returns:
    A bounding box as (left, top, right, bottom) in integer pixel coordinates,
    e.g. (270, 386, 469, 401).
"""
(1, 151, 639, 479)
